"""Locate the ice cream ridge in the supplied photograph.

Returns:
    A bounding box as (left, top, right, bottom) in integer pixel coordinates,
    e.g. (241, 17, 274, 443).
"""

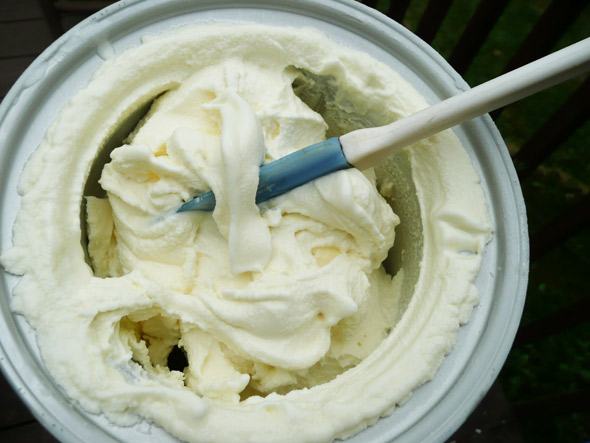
(1, 24, 492, 442)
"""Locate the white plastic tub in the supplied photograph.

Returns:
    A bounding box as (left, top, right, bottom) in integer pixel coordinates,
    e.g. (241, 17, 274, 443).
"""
(0, 1, 528, 441)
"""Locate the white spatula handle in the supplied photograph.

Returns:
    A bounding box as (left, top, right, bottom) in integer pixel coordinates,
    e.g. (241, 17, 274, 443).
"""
(340, 38, 590, 170)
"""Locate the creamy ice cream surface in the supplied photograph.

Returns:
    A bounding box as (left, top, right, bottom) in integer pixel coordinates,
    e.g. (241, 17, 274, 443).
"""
(1, 24, 492, 442)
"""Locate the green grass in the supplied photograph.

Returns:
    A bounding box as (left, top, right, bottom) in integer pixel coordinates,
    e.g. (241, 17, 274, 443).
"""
(371, 0, 590, 441)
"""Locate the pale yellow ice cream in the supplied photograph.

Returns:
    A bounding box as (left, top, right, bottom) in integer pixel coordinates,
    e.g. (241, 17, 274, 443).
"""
(1, 24, 492, 442)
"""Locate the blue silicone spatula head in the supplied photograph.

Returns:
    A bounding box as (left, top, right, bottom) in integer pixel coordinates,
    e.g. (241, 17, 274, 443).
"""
(177, 137, 350, 212)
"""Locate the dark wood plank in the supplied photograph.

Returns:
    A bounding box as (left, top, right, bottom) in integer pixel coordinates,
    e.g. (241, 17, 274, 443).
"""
(448, 0, 510, 76)
(37, 0, 64, 37)
(0, 0, 43, 22)
(514, 76, 590, 181)
(448, 380, 525, 442)
(54, 0, 115, 13)
(0, 420, 57, 442)
(36, 0, 117, 37)
(0, 19, 54, 58)
(0, 55, 36, 99)
(415, 0, 454, 45)
(61, 12, 91, 33)
(0, 372, 36, 428)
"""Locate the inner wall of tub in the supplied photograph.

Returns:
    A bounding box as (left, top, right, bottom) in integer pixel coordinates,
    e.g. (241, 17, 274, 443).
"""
(292, 66, 422, 313)
(80, 93, 165, 266)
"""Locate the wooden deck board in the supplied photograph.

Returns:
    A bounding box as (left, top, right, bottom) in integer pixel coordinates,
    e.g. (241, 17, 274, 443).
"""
(449, 380, 525, 442)
(0, 55, 36, 98)
(0, 0, 44, 22)
(0, 19, 54, 58)
(0, 372, 36, 427)
(0, 370, 56, 441)
(0, 421, 58, 442)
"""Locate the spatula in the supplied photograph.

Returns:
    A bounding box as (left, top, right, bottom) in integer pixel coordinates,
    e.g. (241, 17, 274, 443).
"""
(178, 38, 590, 212)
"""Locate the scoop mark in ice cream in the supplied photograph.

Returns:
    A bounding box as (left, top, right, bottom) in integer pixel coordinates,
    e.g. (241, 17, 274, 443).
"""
(0, 24, 492, 442)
